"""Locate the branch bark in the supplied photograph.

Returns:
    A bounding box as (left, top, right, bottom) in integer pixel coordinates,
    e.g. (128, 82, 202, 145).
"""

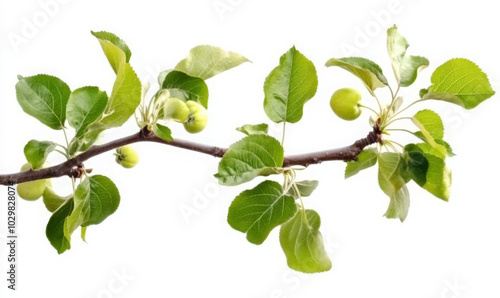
(0, 126, 380, 185)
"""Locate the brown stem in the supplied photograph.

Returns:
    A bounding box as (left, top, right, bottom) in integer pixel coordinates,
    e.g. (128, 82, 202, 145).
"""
(0, 126, 380, 185)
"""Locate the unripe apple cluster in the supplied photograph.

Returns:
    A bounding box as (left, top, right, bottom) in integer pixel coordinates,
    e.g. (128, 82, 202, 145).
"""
(330, 88, 362, 121)
(163, 97, 208, 134)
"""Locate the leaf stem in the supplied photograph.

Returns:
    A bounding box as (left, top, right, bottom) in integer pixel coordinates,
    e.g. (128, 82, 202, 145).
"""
(385, 128, 415, 135)
(359, 104, 379, 116)
(382, 117, 413, 130)
(386, 140, 405, 150)
(386, 83, 401, 115)
(372, 92, 383, 114)
(54, 149, 70, 159)
(281, 122, 286, 146)
(385, 141, 401, 153)
(387, 98, 427, 122)
(71, 176, 76, 196)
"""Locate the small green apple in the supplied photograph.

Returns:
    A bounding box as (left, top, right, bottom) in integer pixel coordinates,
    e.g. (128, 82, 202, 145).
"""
(183, 101, 208, 134)
(164, 97, 189, 122)
(115, 146, 139, 168)
(330, 88, 362, 121)
(17, 163, 47, 201)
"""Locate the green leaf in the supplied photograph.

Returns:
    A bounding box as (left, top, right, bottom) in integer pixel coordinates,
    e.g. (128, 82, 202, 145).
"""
(162, 70, 209, 108)
(378, 153, 409, 221)
(98, 63, 142, 128)
(421, 153, 451, 201)
(153, 124, 173, 142)
(413, 131, 456, 158)
(384, 184, 410, 222)
(69, 63, 140, 155)
(67, 86, 108, 138)
(416, 142, 446, 159)
(68, 128, 104, 156)
(412, 110, 447, 157)
(236, 123, 269, 136)
(228, 181, 297, 245)
(63, 175, 120, 245)
(264, 46, 318, 123)
(325, 57, 388, 94)
(15, 74, 71, 130)
(422, 58, 495, 109)
(157, 69, 172, 86)
(46, 198, 74, 254)
(280, 209, 332, 273)
(91, 31, 131, 74)
(400, 56, 429, 87)
(412, 110, 444, 139)
(386, 25, 429, 87)
(413, 132, 455, 157)
(43, 187, 71, 213)
(404, 147, 429, 187)
(391, 96, 404, 114)
(436, 139, 455, 157)
(345, 148, 378, 179)
(378, 153, 406, 196)
(24, 140, 55, 169)
(214, 135, 284, 186)
(175, 45, 250, 80)
(419, 88, 429, 98)
(287, 180, 319, 198)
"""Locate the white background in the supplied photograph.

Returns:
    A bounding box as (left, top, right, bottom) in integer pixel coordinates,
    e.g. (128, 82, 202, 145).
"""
(1, 0, 499, 297)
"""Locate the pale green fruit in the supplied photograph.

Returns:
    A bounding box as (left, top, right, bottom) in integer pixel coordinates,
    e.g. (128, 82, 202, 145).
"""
(183, 101, 208, 134)
(115, 146, 139, 168)
(330, 88, 362, 121)
(17, 163, 47, 201)
(164, 97, 189, 122)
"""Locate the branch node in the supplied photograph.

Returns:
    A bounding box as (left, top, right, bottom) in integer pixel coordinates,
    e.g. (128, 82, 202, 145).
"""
(140, 125, 153, 138)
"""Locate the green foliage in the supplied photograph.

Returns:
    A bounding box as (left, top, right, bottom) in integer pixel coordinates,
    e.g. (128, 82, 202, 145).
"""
(419, 153, 451, 201)
(412, 110, 443, 139)
(325, 57, 388, 94)
(15, 75, 71, 130)
(386, 25, 429, 87)
(280, 209, 332, 273)
(404, 146, 429, 187)
(162, 70, 209, 108)
(378, 153, 409, 222)
(214, 134, 284, 186)
(264, 46, 318, 123)
(24, 140, 55, 169)
(47, 175, 120, 254)
(99, 63, 142, 128)
(422, 58, 495, 109)
(67, 32, 141, 155)
(383, 184, 410, 222)
(67, 87, 108, 138)
(236, 123, 269, 135)
(153, 124, 173, 142)
(412, 110, 447, 157)
(345, 148, 378, 179)
(228, 180, 297, 245)
(91, 31, 132, 74)
(175, 45, 250, 80)
(46, 199, 74, 254)
(287, 180, 319, 198)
